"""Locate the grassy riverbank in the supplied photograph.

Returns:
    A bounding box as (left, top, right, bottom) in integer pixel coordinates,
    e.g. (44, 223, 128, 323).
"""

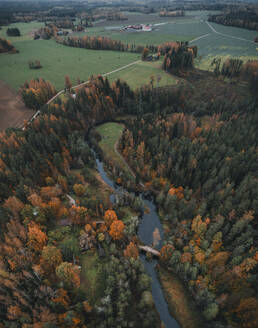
(158, 266, 206, 328)
(95, 122, 136, 182)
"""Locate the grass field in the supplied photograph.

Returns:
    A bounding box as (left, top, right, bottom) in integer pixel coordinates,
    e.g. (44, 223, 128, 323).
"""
(95, 122, 124, 163)
(81, 251, 107, 304)
(0, 21, 44, 42)
(0, 10, 257, 92)
(0, 38, 139, 90)
(109, 60, 178, 89)
(72, 25, 195, 46)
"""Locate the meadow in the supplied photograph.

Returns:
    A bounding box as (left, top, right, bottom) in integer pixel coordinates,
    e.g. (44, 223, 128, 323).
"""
(108, 60, 178, 89)
(0, 10, 257, 92)
(95, 122, 125, 166)
(0, 38, 139, 90)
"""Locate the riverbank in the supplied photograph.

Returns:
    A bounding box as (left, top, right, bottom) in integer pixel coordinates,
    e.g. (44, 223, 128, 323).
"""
(94, 120, 207, 328)
(158, 266, 206, 328)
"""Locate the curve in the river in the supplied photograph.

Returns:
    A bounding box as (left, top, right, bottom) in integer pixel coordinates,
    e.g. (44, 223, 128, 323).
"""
(93, 152, 180, 328)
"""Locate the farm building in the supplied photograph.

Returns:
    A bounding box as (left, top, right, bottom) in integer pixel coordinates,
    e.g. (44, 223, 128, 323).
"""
(123, 24, 152, 32)
(142, 25, 152, 32)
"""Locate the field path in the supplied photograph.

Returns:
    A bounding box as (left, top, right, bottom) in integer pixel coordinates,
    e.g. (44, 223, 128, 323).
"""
(205, 21, 254, 43)
(26, 60, 141, 124)
(189, 33, 210, 44)
(45, 60, 140, 104)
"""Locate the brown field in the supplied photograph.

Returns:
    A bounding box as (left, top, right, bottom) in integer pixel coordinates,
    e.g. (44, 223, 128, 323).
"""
(0, 81, 35, 132)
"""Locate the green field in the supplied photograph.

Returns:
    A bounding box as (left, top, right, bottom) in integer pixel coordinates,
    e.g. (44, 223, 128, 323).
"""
(0, 21, 44, 42)
(95, 122, 124, 163)
(109, 60, 177, 89)
(0, 11, 257, 92)
(81, 251, 107, 304)
(72, 25, 194, 46)
(0, 37, 139, 90)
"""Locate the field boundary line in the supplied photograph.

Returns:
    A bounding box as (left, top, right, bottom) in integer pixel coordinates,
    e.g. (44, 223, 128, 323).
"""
(206, 21, 254, 43)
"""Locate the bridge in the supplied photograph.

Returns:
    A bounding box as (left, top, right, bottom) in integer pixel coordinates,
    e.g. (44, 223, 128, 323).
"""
(138, 245, 160, 257)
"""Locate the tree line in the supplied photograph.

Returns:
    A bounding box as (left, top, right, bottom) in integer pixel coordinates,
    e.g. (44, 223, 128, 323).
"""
(208, 9, 258, 31)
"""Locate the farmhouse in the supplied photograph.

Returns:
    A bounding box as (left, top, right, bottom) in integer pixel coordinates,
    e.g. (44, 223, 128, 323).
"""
(123, 24, 152, 32)
(142, 25, 152, 32)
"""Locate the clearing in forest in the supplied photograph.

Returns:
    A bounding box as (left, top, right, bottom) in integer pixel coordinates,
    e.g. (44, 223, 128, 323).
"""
(95, 122, 135, 179)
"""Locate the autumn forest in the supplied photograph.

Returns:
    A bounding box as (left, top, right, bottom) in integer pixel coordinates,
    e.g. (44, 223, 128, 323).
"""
(0, 1, 258, 328)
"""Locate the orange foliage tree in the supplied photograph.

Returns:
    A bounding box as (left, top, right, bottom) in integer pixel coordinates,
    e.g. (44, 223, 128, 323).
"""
(109, 220, 125, 240)
(168, 186, 184, 200)
(52, 288, 70, 309)
(65, 75, 72, 90)
(124, 242, 139, 259)
(27, 222, 47, 252)
(160, 244, 174, 262)
(21, 78, 56, 109)
(104, 209, 117, 227)
(4, 196, 24, 219)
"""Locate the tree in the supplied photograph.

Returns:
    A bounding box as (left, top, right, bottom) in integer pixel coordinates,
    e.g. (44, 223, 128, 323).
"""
(203, 302, 219, 321)
(124, 242, 139, 259)
(142, 48, 149, 61)
(233, 297, 258, 328)
(104, 209, 117, 227)
(160, 245, 175, 262)
(40, 245, 63, 275)
(56, 262, 80, 288)
(109, 220, 125, 240)
(73, 184, 86, 197)
(65, 75, 72, 90)
(4, 196, 24, 219)
(27, 222, 47, 252)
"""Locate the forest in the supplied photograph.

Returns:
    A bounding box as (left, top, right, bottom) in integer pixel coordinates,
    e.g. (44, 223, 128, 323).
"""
(0, 37, 18, 54)
(0, 51, 257, 327)
(0, 0, 258, 325)
(208, 8, 258, 31)
(59, 35, 158, 54)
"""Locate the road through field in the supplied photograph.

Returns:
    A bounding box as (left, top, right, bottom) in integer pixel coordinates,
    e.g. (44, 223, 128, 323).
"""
(189, 33, 210, 44)
(205, 21, 254, 43)
(47, 59, 140, 103)
(27, 60, 141, 124)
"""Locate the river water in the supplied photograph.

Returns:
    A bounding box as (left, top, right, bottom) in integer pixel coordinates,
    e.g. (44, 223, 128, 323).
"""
(93, 152, 180, 328)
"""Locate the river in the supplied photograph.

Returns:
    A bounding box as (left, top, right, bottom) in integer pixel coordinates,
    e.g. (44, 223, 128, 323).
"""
(93, 151, 180, 328)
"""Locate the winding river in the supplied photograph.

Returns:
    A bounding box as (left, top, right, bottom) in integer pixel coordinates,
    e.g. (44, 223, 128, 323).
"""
(93, 151, 180, 328)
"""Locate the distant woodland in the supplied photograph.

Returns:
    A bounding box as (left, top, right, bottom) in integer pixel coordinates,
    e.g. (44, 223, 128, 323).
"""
(209, 9, 258, 31)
